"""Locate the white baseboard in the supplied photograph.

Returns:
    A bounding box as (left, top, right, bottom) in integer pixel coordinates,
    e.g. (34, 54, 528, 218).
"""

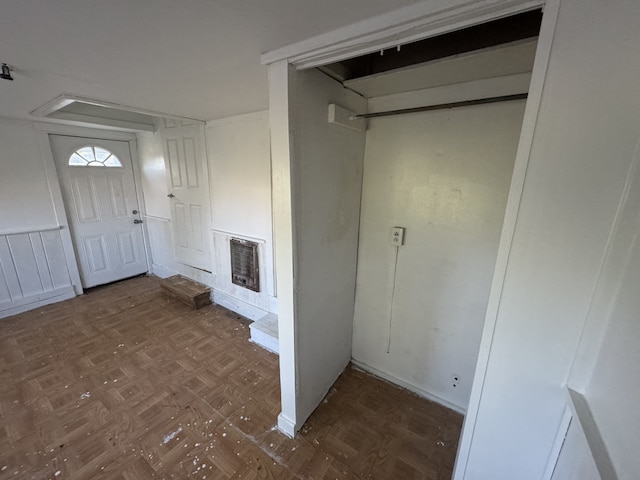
(249, 313, 279, 354)
(213, 290, 269, 322)
(178, 264, 216, 288)
(277, 413, 296, 438)
(0, 286, 76, 319)
(351, 359, 466, 415)
(151, 263, 215, 287)
(151, 263, 176, 279)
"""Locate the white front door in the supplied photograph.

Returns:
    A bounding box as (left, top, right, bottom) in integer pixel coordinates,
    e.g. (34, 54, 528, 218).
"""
(51, 135, 148, 288)
(159, 120, 211, 271)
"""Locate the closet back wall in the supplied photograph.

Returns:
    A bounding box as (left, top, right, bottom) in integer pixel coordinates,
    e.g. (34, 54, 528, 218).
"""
(351, 99, 526, 411)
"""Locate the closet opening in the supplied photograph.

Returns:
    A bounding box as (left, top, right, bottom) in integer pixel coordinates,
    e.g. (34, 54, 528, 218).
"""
(309, 7, 543, 413)
(266, 3, 547, 454)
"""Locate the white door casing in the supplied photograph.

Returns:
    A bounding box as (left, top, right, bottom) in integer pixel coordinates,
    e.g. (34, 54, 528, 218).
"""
(51, 135, 148, 288)
(158, 120, 211, 272)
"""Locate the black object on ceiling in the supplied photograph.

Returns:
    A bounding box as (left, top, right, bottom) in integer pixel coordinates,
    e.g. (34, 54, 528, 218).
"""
(1, 63, 13, 81)
(326, 9, 543, 81)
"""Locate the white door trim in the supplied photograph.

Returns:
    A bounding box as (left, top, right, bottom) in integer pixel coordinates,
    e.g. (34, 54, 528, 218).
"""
(31, 95, 204, 127)
(36, 123, 152, 293)
(36, 131, 84, 295)
(127, 138, 154, 277)
(263, 0, 561, 477)
(34, 122, 137, 141)
(261, 0, 544, 69)
(453, 1, 560, 477)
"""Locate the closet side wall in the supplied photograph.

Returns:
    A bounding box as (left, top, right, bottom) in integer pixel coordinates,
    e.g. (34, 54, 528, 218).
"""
(290, 68, 367, 426)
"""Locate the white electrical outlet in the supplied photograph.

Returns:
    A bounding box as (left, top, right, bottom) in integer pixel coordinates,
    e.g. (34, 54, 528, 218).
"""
(390, 227, 405, 246)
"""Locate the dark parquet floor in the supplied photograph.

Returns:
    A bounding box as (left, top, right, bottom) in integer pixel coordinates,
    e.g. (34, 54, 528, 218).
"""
(0, 275, 462, 479)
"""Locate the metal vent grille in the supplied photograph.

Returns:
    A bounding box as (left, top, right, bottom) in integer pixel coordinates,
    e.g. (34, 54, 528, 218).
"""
(230, 238, 260, 292)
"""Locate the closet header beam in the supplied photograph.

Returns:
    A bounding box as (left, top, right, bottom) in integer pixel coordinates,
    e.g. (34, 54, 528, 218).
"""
(352, 93, 528, 119)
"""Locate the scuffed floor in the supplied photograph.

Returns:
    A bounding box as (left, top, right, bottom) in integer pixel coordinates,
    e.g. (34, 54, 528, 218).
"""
(0, 275, 461, 479)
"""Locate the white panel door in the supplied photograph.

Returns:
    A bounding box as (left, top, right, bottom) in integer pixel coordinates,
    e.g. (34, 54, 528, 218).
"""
(51, 135, 147, 288)
(159, 120, 211, 271)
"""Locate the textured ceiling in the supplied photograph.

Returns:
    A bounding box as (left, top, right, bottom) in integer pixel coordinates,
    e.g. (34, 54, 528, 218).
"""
(0, 0, 418, 121)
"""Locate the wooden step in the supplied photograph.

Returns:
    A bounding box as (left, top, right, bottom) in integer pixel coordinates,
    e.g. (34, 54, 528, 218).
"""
(159, 275, 212, 309)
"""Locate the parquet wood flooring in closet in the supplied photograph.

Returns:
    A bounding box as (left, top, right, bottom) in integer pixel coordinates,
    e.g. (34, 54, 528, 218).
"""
(0, 275, 462, 480)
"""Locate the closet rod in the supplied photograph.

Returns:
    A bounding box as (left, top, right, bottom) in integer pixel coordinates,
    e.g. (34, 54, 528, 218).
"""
(351, 93, 528, 119)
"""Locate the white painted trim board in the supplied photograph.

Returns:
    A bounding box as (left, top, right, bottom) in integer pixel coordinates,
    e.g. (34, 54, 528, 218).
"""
(0, 286, 76, 319)
(36, 131, 84, 295)
(34, 122, 137, 140)
(453, 1, 560, 478)
(261, 0, 544, 68)
(0, 225, 62, 236)
(31, 94, 203, 126)
(213, 290, 269, 322)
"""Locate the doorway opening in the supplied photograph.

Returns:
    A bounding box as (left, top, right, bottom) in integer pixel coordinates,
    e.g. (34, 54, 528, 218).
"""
(326, 8, 543, 413)
(266, 2, 548, 453)
(50, 135, 148, 288)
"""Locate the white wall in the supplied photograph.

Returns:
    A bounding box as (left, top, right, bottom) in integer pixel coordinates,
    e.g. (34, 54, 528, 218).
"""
(458, 0, 640, 478)
(0, 118, 78, 316)
(206, 111, 276, 316)
(207, 112, 272, 242)
(352, 98, 525, 411)
(0, 118, 57, 231)
(285, 68, 367, 431)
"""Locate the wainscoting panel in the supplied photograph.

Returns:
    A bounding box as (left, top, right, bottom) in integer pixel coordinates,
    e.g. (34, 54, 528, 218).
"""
(0, 227, 75, 318)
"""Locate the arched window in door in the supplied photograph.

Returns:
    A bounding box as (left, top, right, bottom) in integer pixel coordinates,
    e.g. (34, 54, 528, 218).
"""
(68, 146, 122, 167)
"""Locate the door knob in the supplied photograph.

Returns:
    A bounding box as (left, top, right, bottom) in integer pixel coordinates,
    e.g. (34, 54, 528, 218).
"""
(133, 219, 143, 224)
(167, 193, 175, 198)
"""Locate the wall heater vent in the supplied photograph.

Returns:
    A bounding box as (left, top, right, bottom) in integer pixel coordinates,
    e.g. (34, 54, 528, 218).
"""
(230, 238, 260, 292)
